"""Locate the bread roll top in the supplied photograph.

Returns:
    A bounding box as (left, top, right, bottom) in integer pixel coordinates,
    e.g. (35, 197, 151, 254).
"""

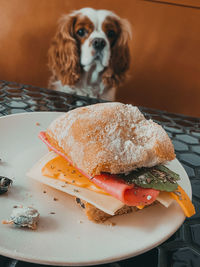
(46, 102, 175, 176)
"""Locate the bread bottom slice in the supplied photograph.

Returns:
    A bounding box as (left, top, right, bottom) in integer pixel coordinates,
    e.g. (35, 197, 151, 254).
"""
(75, 197, 137, 223)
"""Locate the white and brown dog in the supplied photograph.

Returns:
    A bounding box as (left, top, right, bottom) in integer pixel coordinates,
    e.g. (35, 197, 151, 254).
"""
(48, 7, 132, 101)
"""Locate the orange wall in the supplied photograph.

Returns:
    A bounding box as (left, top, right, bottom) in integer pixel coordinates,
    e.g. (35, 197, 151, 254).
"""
(0, 0, 200, 117)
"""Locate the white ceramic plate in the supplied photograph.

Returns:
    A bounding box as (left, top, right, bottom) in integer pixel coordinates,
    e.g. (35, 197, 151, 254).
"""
(0, 112, 191, 266)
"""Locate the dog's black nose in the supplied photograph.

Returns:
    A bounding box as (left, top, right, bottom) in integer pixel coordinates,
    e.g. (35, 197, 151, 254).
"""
(92, 38, 106, 51)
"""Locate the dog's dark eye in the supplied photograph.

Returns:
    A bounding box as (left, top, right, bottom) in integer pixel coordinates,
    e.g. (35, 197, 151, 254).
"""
(107, 30, 116, 39)
(77, 28, 87, 37)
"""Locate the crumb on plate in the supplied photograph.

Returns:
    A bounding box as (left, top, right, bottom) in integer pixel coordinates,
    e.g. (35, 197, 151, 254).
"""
(2, 205, 40, 230)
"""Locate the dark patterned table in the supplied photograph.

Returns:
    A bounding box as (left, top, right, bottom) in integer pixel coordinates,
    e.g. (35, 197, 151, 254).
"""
(0, 80, 200, 267)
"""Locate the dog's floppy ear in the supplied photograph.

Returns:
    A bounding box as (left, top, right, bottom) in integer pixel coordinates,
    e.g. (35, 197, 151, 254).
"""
(48, 15, 82, 86)
(102, 18, 132, 89)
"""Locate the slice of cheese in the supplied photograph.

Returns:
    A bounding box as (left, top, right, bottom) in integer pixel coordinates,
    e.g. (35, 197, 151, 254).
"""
(157, 191, 174, 208)
(27, 151, 124, 215)
(41, 155, 108, 195)
(27, 151, 174, 215)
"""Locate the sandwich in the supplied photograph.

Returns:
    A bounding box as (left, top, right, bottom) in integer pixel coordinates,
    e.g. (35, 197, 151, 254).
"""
(27, 102, 195, 223)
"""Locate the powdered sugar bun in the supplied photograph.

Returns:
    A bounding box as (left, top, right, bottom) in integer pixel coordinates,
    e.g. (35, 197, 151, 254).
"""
(46, 102, 175, 176)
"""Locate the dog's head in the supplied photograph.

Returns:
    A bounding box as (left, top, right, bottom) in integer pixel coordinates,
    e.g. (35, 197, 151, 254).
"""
(48, 7, 132, 88)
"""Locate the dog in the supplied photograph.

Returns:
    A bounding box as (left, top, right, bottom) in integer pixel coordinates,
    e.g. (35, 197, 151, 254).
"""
(48, 7, 132, 101)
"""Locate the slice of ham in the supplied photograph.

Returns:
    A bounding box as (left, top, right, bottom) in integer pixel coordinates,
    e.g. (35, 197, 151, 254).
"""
(92, 174, 159, 206)
(39, 132, 91, 179)
(39, 131, 159, 206)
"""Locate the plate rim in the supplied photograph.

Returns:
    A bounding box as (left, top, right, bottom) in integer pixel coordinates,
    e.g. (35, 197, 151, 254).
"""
(0, 217, 184, 267)
(0, 111, 64, 119)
